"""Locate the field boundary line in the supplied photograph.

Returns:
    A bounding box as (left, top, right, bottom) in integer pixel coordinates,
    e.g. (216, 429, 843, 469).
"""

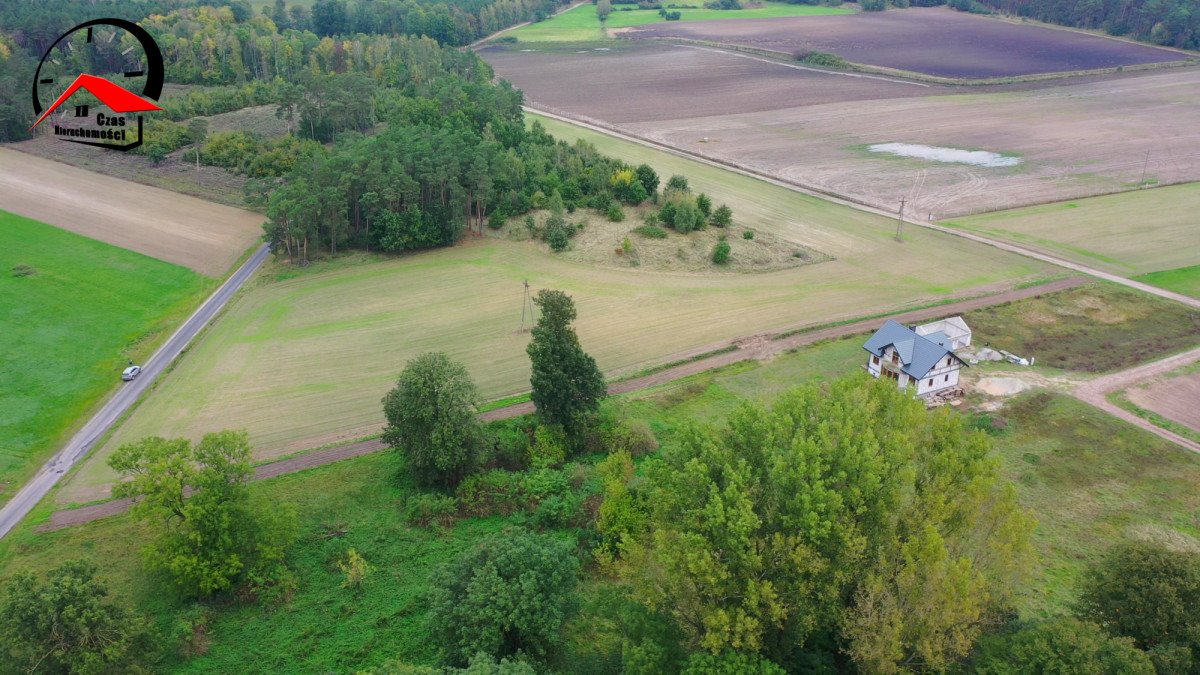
(670, 43, 931, 87)
(37, 276, 1089, 533)
(0, 244, 271, 540)
(524, 106, 1200, 311)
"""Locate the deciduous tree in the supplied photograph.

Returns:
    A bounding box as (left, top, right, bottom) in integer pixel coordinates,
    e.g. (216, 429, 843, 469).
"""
(428, 530, 579, 666)
(971, 618, 1153, 674)
(616, 376, 1034, 669)
(1078, 541, 1200, 666)
(0, 560, 151, 673)
(382, 352, 482, 488)
(108, 431, 298, 599)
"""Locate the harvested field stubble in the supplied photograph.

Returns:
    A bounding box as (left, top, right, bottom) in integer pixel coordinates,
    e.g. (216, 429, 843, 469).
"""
(618, 69, 1200, 218)
(1126, 372, 1200, 434)
(486, 40, 1200, 218)
(0, 148, 262, 276)
(619, 6, 1189, 79)
(64, 135, 1053, 502)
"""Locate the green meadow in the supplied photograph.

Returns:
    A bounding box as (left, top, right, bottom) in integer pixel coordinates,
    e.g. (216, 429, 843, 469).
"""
(507, 2, 851, 42)
(0, 210, 209, 507)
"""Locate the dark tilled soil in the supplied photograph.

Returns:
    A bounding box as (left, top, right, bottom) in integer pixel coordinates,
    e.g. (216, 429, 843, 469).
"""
(620, 7, 1186, 79)
(483, 42, 937, 122)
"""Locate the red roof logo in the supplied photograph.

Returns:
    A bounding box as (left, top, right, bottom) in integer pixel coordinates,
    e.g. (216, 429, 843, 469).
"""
(29, 73, 162, 130)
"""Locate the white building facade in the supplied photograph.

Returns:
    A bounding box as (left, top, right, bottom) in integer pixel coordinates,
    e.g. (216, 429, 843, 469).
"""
(863, 319, 967, 397)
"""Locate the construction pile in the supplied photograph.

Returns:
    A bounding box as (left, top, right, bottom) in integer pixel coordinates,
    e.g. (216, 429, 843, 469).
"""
(925, 387, 964, 408)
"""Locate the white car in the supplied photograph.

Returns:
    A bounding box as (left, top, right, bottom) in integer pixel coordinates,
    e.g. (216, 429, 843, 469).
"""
(121, 365, 142, 381)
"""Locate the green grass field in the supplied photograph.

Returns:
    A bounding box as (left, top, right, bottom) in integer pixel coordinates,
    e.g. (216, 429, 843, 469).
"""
(0, 450, 535, 672)
(1134, 264, 1200, 299)
(59, 115, 1051, 503)
(7, 326, 1199, 668)
(944, 182, 1200, 277)
(507, 1, 851, 42)
(986, 392, 1200, 616)
(0, 211, 210, 507)
(962, 283, 1200, 372)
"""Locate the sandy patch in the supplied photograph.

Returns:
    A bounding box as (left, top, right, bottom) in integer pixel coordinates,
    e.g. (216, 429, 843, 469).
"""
(976, 376, 1032, 397)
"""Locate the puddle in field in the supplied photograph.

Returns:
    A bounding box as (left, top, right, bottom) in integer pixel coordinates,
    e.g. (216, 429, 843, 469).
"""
(868, 143, 1021, 167)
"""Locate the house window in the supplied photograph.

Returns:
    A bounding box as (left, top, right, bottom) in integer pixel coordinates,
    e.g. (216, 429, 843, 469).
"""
(927, 379, 933, 386)
(872, 356, 879, 365)
(944, 374, 949, 382)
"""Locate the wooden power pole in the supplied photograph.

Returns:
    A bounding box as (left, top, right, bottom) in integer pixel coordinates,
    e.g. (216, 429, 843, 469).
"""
(520, 280, 533, 328)
(895, 197, 907, 242)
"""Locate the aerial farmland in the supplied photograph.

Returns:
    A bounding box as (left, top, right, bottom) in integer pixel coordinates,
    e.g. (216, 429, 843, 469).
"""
(483, 6, 1200, 220)
(2, 1, 1200, 672)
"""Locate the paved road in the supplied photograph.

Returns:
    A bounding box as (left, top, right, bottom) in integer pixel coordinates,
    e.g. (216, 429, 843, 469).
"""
(40, 277, 1088, 531)
(0, 244, 270, 539)
(526, 106, 1200, 311)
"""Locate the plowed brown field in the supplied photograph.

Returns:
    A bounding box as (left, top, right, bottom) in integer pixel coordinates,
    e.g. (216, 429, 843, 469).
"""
(619, 6, 1188, 79)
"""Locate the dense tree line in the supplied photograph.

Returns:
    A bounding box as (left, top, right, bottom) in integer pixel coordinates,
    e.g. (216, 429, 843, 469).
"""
(260, 42, 715, 261)
(911, 0, 1198, 48)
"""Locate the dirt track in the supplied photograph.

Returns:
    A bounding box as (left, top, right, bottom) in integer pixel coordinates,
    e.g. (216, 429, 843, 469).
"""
(40, 277, 1086, 532)
(1075, 346, 1200, 454)
(1127, 372, 1200, 433)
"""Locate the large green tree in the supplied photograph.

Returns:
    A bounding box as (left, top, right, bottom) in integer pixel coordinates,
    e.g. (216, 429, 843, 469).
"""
(1079, 541, 1200, 668)
(108, 430, 298, 599)
(0, 560, 150, 673)
(527, 289, 606, 444)
(428, 529, 579, 666)
(382, 352, 482, 488)
(616, 376, 1034, 670)
(971, 618, 1153, 674)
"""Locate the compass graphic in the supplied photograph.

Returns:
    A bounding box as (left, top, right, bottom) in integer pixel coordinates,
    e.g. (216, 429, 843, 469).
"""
(29, 18, 164, 151)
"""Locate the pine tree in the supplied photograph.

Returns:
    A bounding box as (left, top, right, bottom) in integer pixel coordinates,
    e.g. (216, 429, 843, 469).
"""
(527, 290, 606, 444)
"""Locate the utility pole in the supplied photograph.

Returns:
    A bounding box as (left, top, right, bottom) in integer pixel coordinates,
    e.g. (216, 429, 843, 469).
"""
(895, 197, 906, 242)
(520, 280, 533, 328)
(1140, 150, 1151, 186)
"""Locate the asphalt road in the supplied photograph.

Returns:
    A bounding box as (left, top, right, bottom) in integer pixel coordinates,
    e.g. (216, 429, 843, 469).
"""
(0, 243, 270, 539)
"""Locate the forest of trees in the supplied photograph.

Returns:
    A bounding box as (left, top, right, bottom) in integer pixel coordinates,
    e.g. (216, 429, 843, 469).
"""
(910, 0, 1199, 48)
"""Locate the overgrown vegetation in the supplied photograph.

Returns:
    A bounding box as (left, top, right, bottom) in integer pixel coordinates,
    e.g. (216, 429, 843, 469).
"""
(109, 430, 299, 600)
(963, 283, 1200, 372)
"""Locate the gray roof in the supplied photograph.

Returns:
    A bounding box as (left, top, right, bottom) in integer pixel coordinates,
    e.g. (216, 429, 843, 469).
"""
(863, 320, 964, 379)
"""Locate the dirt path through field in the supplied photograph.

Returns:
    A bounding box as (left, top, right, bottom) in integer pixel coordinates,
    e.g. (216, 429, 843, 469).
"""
(1075, 346, 1200, 454)
(525, 107, 1200, 311)
(38, 277, 1087, 532)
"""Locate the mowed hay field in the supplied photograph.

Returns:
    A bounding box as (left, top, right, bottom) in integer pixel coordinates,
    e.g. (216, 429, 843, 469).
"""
(0, 148, 264, 276)
(506, 1, 851, 43)
(0, 210, 209, 506)
(620, 6, 1188, 79)
(62, 118, 1054, 502)
(486, 43, 1200, 216)
(946, 182, 1200, 276)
